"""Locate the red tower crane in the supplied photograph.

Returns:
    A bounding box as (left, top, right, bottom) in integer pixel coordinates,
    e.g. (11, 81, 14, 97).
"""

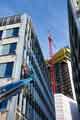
(48, 34, 56, 94)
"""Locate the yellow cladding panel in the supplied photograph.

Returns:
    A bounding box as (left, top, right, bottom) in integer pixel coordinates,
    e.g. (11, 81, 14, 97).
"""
(0, 55, 16, 63)
(51, 48, 70, 63)
(65, 48, 70, 53)
(53, 49, 65, 58)
(46, 48, 70, 64)
(53, 56, 65, 64)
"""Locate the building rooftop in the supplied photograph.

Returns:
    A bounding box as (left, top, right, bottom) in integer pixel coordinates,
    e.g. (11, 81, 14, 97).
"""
(0, 14, 21, 26)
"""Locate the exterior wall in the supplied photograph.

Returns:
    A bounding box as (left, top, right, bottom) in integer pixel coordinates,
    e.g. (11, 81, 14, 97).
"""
(0, 15, 23, 120)
(18, 16, 55, 119)
(0, 17, 22, 87)
(55, 94, 79, 120)
(48, 48, 75, 99)
(0, 14, 55, 120)
(67, 60, 76, 100)
(68, 0, 80, 111)
(55, 60, 74, 99)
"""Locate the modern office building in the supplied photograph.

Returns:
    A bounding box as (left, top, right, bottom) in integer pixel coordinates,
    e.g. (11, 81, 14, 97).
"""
(47, 48, 76, 100)
(54, 94, 79, 120)
(0, 14, 55, 120)
(67, 0, 80, 111)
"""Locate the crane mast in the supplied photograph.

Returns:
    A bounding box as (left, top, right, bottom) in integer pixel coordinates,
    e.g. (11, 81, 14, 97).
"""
(48, 35, 56, 94)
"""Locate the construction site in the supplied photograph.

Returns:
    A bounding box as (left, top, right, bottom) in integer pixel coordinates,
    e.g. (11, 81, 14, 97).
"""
(0, 0, 80, 120)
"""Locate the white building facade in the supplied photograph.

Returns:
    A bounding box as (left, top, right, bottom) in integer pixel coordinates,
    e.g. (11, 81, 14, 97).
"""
(54, 94, 79, 120)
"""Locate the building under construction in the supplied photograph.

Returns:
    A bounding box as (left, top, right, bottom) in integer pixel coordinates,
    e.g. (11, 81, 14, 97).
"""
(0, 14, 55, 120)
(47, 48, 76, 100)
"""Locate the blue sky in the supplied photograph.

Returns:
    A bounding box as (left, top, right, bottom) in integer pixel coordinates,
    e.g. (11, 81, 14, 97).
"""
(0, 0, 69, 59)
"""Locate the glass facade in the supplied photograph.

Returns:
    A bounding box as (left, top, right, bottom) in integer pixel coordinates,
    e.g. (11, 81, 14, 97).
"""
(0, 62, 13, 78)
(17, 28, 55, 120)
(68, 0, 80, 111)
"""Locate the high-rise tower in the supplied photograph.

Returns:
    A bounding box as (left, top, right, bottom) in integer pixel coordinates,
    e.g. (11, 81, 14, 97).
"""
(68, 0, 80, 111)
(47, 48, 76, 99)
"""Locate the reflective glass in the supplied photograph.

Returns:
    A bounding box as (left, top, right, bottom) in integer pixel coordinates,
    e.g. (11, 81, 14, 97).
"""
(0, 31, 3, 39)
(0, 62, 13, 78)
(2, 27, 19, 39)
(0, 43, 16, 55)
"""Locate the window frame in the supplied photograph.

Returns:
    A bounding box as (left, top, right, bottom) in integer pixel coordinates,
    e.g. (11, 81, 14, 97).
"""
(0, 62, 14, 78)
(0, 43, 17, 56)
(2, 27, 19, 39)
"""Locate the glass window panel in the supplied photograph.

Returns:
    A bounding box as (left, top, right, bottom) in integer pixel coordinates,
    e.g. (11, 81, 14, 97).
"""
(5, 29, 14, 38)
(5, 62, 13, 77)
(0, 63, 7, 77)
(0, 62, 13, 78)
(13, 27, 19, 37)
(2, 29, 13, 39)
(2, 30, 6, 39)
(9, 43, 16, 54)
(1, 44, 10, 55)
(0, 31, 3, 40)
(0, 43, 17, 55)
(2, 27, 19, 39)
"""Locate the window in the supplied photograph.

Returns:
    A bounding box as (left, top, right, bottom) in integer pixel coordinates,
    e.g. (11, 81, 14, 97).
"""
(0, 31, 3, 40)
(0, 43, 17, 55)
(6, 29, 13, 38)
(13, 27, 19, 37)
(3, 27, 19, 39)
(9, 43, 16, 54)
(0, 62, 13, 78)
(0, 100, 7, 109)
